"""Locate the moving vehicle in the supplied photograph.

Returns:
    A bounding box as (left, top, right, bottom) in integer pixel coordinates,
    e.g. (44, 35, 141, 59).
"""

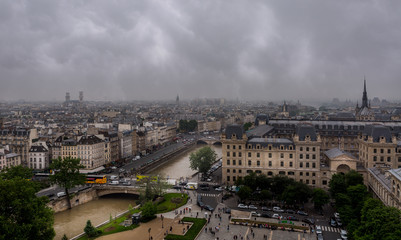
(316, 225, 322, 235)
(251, 211, 261, 217)
(330, 217, 337, 227)
(204, 205, 214, 211)
(302, 218, 315, 225)
(317, 233, 324, 240)
(340, 230, 348, 240)
(238, 203, 248, 209)
(184, 182, 198, 190)
(297, 210, 308, 216)
(273, 207, 284, 213)
(57, 192, 66, 198)
(86, 175, 107, 184)
(109, 180, 119, 185)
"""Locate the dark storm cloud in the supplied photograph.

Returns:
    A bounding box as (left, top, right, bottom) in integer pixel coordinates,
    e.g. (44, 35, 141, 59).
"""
(0, 0, 401, 102)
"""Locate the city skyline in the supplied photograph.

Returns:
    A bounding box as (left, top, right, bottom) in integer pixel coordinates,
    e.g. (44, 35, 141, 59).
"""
(1, 1, 401, 102)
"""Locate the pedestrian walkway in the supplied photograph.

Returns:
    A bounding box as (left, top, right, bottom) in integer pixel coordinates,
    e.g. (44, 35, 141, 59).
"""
(198, 192, 221, 197)
(317, 225, 341, 233)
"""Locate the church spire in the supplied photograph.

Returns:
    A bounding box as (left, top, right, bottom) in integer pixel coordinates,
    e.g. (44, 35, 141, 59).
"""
(362, 77, 368, 108)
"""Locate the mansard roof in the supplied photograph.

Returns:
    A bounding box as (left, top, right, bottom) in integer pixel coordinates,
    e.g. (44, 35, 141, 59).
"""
(296, 124, 317, 141)
(78, 135, 103, 145)
(29, 145, 48, 153)
(362, 125, 392, 143)
(225, 125, 244, 139)
(246, 125, 274, 138)
(247, 137, 294, 148)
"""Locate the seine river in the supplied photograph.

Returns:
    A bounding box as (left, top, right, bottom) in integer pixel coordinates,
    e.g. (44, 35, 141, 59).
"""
(53, 144, 221, 239)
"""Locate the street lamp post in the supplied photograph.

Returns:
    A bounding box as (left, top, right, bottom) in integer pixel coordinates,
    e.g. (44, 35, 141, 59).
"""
(161, 215, 164, 228)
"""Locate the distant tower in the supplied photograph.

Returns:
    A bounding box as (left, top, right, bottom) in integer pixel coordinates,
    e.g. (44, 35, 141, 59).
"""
(361, 77, 368, 108)
(65, 92, 70, 102)
(79, 91, 84, 102)
(176, 94, 179, 105)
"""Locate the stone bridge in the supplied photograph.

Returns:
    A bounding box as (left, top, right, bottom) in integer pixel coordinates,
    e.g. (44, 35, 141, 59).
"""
(93, 185, 141, 197)
(196, 137, 222, 145)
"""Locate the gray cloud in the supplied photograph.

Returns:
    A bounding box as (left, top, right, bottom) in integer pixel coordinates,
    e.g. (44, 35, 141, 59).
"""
(0, 0, 400, 102)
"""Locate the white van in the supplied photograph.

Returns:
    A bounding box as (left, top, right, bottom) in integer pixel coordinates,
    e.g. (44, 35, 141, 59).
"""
(57, 192, 66, 198)
(110, 175, 118, 180)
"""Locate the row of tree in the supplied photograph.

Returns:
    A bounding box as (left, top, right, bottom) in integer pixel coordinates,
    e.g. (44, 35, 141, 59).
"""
(178, 119, 198, 132)
(235, 173, 329, 210)
(329, 170, 401, 240)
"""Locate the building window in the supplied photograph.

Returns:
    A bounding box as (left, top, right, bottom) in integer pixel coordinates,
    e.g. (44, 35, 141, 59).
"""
(306, 154, 309, 159)
(248, 152, 251, 157)
(227, 169, 230, 173)
(306, 147, 309, 151)
(257, 153, 260, 158)
(300, 172, 303, 176)
(300, 154, 303, 159)
(381, 149, 384, 154)
(239, 145, 242, 150)
(289, 162, 293, 167)
(268, 171, 273, 176)
(388, 149, 391, 154)
(233, 169, 236, 173)
(306, 172, 309, 176)
(239, 169, 242, 173)
(233, 176, 236, 182)
(312, 173, 316, 177)
(257, 161, 260, 166)
(374, 156, 377, 162)
(247, 170, 253, 173)
(233, 160, 236, 165)
(312, 154, 316, 160)
(300, 162, 303, 168)
(280, 161, 284, 167)
(227, 160, 230, 165)
(233, 145, 236, 150)
(373, 148, 376, 153)
(279, 171, 285, 175)
(380, 156, 384, 162)
(268, 146, 272, 150)
(233, 152, 236, 157)
(227, 152, 230, 157)
(269, 161, 272, 167)
(227, 145, 230, 150)
(289, 154, 293, 158)
(269, 153, 272, 158)
(239, 152, 242, 157)
(312, 180, 316, 185)
(227, 176, 230, 181)
(387, 157, 391, 162)
(300, 147, 303, 151)
(239, 160, 242, 165)
(248, 160, 252, 166)
(322, 180, 327, 185)
(306, 162, 310, 168)
(306, 180, 310, 184)
(312, 147, 316, 152)
(288, 171, 295, 175)
(312, 163, 316, 168)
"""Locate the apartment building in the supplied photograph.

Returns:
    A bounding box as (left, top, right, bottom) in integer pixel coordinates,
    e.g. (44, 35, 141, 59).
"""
(28, 145, 49, 170)
(0, 128, 38, 166)
(77, 135, 105, 169)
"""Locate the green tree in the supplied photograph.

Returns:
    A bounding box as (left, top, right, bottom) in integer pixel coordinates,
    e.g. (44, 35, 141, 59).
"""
(237, 185, 252, 201)
(0, 165, 33, 180)
(345, 170, 364, 187)
(260, 189, 272, 201)
(189, 146, 217, 176)
(312, 188, 330, 210)
(141, 201, 157, 221)
(0, 178, 55, 240)
(84, 220, 101, 238)
(354, 198, 401, 240)
(243, 122, 253, 131)
(49, 157, 86, 209)
(187, 120, 198, 132)
(329, 173, 347, 198)
(61, 234, 68, 240)
(281, 182, 311, 206)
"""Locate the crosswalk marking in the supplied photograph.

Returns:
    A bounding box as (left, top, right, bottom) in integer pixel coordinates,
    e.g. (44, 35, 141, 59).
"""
(318, 225, 341, 233)
(198, 193, 220, 197)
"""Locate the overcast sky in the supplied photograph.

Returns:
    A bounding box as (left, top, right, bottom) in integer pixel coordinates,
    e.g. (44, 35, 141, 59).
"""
(1, 0, 400, 102)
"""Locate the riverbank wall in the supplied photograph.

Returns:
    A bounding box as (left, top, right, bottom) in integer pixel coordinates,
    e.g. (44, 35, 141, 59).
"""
(47, 187, 98, 213)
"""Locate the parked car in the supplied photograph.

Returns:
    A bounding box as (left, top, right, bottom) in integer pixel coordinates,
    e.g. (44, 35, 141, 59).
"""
(261, 207, 271, 211)
(204, 205, 214, 211)
(302, 218, 315, 225)
(109, 180, 119, 185)
(286, 209, 295, 214)
(316, 225, 322, 235)
(273, 207, 284, 213)
(57, 192, 66, 198)
(297, 210, 308, 216)
(336, 218, 343, 227)
(122, 181, 131, 186)
(272, 213, 281, 219)
(111, 166, 117, 170)
(238, 203, 248, 209)
(225, 208, 231, 214)
(215, 187, 224, 191)
(317, 233, 324, 240)
(248, 205, 258, 210)
(251, 211, 261, 217)
(261, 213, 272, 218)
(334, 212, 340, 219)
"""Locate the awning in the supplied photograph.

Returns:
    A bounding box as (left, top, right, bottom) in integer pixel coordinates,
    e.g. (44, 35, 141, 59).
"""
(79, 166, 105, 174)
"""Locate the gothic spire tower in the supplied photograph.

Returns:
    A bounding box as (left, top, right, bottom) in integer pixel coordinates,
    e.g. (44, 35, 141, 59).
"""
(361, 77, 368, 108)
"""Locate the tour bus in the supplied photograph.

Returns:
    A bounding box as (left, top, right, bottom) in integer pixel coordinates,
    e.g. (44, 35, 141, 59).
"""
(184, 182, 198, 190)
(86, 175, 107, 184)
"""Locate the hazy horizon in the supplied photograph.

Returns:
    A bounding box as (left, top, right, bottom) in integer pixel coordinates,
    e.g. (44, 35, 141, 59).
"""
(1, 1, 401, 102)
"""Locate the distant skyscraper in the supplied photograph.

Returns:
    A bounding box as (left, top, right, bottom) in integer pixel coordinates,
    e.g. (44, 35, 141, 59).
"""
(79, 91, 84, 102)
(65, 92, 70, 102)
